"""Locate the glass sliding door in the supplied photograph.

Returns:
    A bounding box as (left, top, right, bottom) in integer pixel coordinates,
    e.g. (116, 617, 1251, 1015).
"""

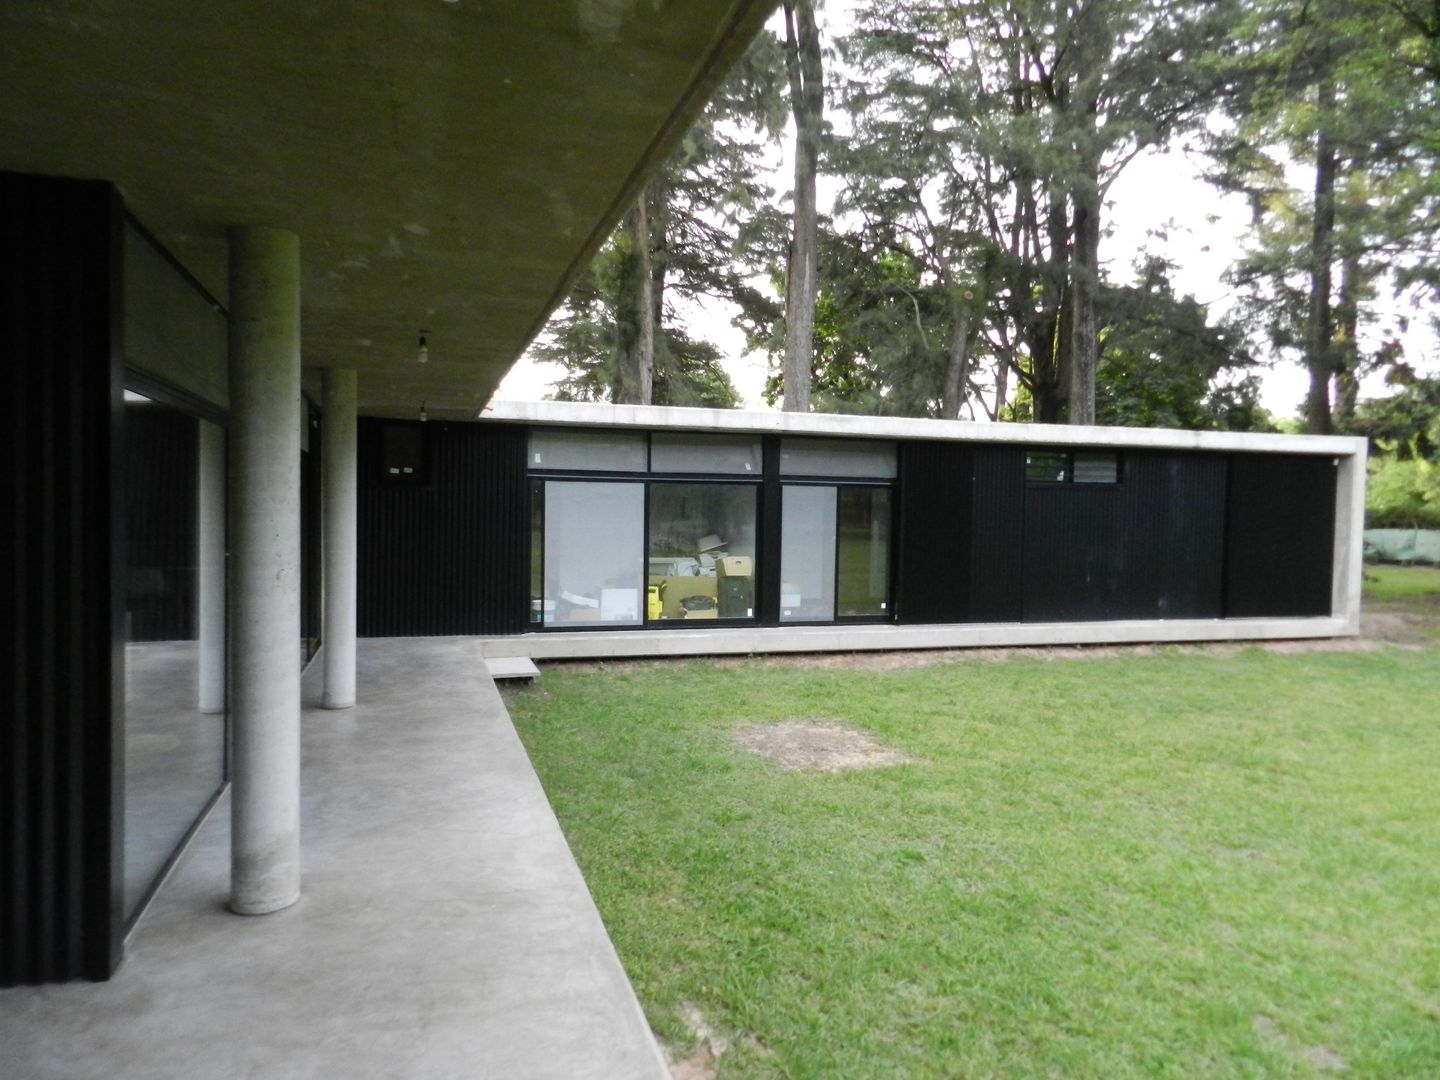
(647, 483, 758, 621)
(541, 480, 644, 626)
(122, 392, 227, 921)
(837, 487, 891, 617)
(780, 484, 892, 623)
(780, 486, 837, 622)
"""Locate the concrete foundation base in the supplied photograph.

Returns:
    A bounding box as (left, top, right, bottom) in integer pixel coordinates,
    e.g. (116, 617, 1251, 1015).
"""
(479, 615, 1355, 662)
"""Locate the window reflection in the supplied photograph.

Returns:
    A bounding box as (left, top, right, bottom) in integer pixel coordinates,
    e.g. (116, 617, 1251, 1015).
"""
(837, 487, 891, 617)
(542, 481, 644, 626)
(123, 394, 226, 920)
(780, 486, 837, 622)
(647, 483, 757, 620)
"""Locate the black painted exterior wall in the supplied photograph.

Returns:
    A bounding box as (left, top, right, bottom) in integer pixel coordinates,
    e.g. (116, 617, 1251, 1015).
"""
(364, 425, 1341, 637)
(894, 443, 1328, 627)
(1, 173, 124, 985)
(1225, 454, 1337, 617)
(1022, 452, 1228, 622)
(357, 419, 529, 636)
(969, 446, 1027, 622)
(894, 442, 973, 623)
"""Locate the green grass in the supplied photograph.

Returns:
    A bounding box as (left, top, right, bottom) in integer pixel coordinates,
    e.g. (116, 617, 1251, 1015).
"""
(510, 648, 1440, 1078)
(1363, 563, 1440, 603)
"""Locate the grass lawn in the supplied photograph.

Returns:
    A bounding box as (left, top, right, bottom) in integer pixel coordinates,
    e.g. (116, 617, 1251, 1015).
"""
(1363, 563, 1440, 604)
(510, 643, 1440, 1078)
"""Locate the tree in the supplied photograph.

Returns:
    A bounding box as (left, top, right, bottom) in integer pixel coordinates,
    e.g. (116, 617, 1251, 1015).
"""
(781, 0, 824, 413)
(532, 32, 787, 407)
(536, 250, 741, 408)
(839, 0, 1247, 424)
(1211, 0, 1440, 432)
(1094, 257, 1268, 430)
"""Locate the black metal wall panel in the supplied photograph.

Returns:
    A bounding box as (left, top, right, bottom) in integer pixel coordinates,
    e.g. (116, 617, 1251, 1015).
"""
(969, 446, 1026, 622)
(1, 172, 123, 984)
(1022, 452, 1228, 622)
(358, 419, 529, 636)
(1225, 453, 1337, 617)
(895, 442, 973, 623)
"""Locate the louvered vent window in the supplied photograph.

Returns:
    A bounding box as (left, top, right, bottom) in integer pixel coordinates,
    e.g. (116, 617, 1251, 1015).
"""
(1073, 451, 1119, 484)
(1025, 449, 1121, 485)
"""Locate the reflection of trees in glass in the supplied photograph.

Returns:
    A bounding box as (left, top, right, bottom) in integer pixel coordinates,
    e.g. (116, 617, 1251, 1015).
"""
(837, 487, 890, 617)
(648, 484, 758, 559)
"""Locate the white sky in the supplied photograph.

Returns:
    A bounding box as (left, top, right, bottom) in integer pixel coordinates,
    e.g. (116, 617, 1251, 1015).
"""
(494, 6, 1437, 421)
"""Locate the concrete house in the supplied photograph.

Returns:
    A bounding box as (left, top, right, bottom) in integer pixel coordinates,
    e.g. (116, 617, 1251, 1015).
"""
(0, 2, 1364, 1075)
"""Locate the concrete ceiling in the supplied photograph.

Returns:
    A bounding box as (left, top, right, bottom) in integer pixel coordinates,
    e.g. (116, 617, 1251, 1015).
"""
(0, 0, 775, 416)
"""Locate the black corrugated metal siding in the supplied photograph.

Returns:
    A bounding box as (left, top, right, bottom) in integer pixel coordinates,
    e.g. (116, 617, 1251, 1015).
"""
(358, 419, 529, 636)
(969, 446, 1026, 622)
(895, 442, 973, 623)
(1023, 452, 1228, 622)
(1, 173, 123, 984)
(1225, 453, 1337, 617)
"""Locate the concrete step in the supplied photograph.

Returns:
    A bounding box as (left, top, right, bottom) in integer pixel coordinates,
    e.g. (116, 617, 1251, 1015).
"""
(485, 656, 540, 681)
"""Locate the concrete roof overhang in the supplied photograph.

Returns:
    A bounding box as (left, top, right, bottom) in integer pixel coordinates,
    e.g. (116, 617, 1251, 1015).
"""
(0, 0, 777, 415)
(485, 400, 1370, 457)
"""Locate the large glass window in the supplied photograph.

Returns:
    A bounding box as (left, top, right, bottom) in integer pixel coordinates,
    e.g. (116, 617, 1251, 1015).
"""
(647, 483, 758, 620)
(780, 486, 837, 621)
(541, 481, 644, 626)
(123, 393, 227, 921)
(837, 487, 891, 617)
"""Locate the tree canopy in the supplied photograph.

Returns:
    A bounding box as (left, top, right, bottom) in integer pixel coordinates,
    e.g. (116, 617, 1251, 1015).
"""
(524, 0, 1438, 438)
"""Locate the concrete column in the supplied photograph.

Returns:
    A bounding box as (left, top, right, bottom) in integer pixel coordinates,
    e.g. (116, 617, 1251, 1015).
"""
(1332, 443, 1369, 635)
(196, 421, 227, 714)
(228, 226, 302, 916)
(321, 368, 358, 709)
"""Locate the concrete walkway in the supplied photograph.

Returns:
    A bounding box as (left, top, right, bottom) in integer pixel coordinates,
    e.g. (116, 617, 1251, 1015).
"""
(0, 638, 669, 1080)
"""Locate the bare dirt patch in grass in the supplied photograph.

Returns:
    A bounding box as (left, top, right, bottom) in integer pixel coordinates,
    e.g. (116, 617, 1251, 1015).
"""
(1253, 1013, 1349, 1073)
(731, 720, 914, 773)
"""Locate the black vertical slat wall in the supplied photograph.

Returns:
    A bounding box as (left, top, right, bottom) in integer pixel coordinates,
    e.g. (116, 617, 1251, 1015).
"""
(1, 173, 124, 984)
(358, 419, 529, 636)
(1224, 453, 1337, 617)
(968, 446, 1026, 621)
(895, 442, 974, 623)
(1022, 452, 1228, 622)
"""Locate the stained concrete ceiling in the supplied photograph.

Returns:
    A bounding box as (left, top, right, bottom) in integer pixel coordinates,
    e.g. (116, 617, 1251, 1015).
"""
(0, 0, 775, 416)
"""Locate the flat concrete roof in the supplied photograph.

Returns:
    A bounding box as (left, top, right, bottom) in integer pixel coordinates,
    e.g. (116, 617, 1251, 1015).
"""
(0, 0, 775, 416)
(0, 639, 667, 1080)
(483, 400, 1368, 457)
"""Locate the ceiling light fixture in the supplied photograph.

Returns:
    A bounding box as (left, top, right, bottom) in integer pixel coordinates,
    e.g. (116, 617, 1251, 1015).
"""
(417, 331, 430, 364)
(419, 402, 429, 423)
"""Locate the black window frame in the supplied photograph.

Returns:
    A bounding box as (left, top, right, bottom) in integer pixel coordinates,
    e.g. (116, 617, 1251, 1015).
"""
(524, 428, 898, 630)
(1024, 448, 1122, 486)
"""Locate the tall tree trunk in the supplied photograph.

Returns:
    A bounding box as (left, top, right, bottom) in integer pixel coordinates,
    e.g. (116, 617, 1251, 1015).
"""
(1333, 249, 1361, 427)
(647, 178, 671, 402)
(1031, 185, 1070, 424)
(1305, 76, 1338, 435)
(940, 288, 973, 420)
(1067, 167, 1101, 425)
(612, 191, 654, 405)
(782, 0, 822, 413)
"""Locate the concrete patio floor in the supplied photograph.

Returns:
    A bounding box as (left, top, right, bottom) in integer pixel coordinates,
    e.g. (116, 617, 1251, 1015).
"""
(0, 638, 669, 1080)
